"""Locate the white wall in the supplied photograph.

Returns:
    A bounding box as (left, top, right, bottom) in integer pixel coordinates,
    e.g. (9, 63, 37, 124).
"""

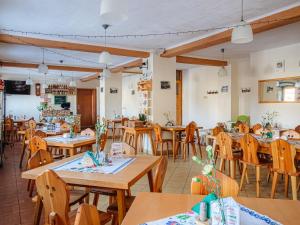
(235, 42, 300, 128)
(151, 54, 176, 125)
(122, 75, 140, 118)
(182, 66, 232, 129)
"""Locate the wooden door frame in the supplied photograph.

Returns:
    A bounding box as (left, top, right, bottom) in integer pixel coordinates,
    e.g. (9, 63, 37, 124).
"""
(176, 70, 182, 125)
(76, 88, 97, 128)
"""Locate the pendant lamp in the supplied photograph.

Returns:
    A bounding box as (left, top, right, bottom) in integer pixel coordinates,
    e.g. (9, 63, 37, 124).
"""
(99, 24, 113, 65)
(101, 67, 111, 79)
(38, 48, 48, 74)
(26, 74, 33, 85)
(100, 0, 128, 25)
(231, 0, 253, 44)
(218, 48, 227, 77)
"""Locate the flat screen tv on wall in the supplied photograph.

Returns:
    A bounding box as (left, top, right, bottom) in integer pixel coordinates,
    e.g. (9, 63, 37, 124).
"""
(4, 80, 31, 95)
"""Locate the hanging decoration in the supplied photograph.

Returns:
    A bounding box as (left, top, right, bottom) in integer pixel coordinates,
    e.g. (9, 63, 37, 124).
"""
(231, 0, 253, 44)
(38, 48, 48, 74)
(99, 24, 113, 66)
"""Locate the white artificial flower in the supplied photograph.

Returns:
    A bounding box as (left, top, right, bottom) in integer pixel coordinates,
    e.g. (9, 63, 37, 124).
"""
(202, 164, 214, 176)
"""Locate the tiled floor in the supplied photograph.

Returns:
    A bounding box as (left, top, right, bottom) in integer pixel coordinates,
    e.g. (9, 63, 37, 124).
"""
(0, 141, 296, 225)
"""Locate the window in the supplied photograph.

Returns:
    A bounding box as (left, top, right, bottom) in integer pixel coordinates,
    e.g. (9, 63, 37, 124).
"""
(283, 87, 296, 101)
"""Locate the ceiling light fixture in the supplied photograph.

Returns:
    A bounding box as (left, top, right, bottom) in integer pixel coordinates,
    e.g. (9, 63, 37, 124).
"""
(69, 76, 77, 87)
(100, 0, 128, 25)
(231, 0, 253, 44)
(38, 48, 48, 74)
(101, 66, 112, 79)
(26, 73, 33, 85)
(42, 74, 48, 89)
(99, 24, 113, 66)
(58, 73, 64, 83)
(218, 48, 227, 77)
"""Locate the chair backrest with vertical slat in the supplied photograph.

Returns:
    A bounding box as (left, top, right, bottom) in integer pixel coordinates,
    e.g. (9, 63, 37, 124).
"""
(121, 117, 129, 126)
(4, 117, 14, 131)
(27, 150, 53, 170)
(252, 123, 262, 133)
(36, 170, 70, 225)
(153, 156, 168, 193)
(216, 132, 233, 160)
(239, 134, 259, 165)
(28, 119, 37, 129)
(281, 129, 300, 140)
(185, 122, 197, 143)
(271, 140, 297, 175)
(35, 130, 47, 138)
(80, 128, 95, 137)
(153, 123, 163, 142)
(191, 170, 239, 197)
(239, 123, 250, 133)
(212, 126, 224, 137)
(29, 136, 48, 155)
(25, 128, 36, 140)
(74, 204, 100, 225)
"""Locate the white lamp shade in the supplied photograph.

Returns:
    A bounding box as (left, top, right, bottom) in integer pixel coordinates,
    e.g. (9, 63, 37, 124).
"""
(38, 63, 48, 74)
(231, 21, 253, 44)
(102, 68, 111, 79)
(26, 78, 33, 85)
(69, 80, 77, 87)
(100, 0, 128, 25)
(99, 51, 113, 65)
(218, 67, 227, 77)
(295, 81, 300, 88)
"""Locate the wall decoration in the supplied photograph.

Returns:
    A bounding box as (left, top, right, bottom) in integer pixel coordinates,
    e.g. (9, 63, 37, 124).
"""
(207, 90, 218, 95)
(110, 87, 118, 94)
(100, 87, 104, 93)
(221, 85, 228, 93)
(131, 90, 135, 95)
(160, 81, 171, 89)
(274, 60, 285, 73)
(35, 83, 41, 96)
(241, 88, 251, 93)
(54, 95, 67, 105)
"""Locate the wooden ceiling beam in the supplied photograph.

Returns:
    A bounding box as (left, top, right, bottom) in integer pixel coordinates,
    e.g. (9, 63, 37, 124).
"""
(110, 58, 143, 73)
(161, 6, 300, 57)
(176, 56, 227, 67)
(0, 61, 102, 73)
(80, 73, 101, 82)
(0, 34, 150, 58)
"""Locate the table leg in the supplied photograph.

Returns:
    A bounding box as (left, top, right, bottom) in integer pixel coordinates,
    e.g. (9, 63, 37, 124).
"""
(147, 132, 155, 155)
(116, 189, 126, 224)
(112, 122, 116, 141)
(33, 196, 43, 225)
(172, 131, 176, 162)
(69, 148, 76, 156)
(291, 176, 297, 200)
(19, 137, 26, 168)
(147, 170, 154, 192)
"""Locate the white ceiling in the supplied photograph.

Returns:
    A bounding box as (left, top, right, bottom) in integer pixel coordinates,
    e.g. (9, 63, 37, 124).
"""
(0, 0, 300, 77)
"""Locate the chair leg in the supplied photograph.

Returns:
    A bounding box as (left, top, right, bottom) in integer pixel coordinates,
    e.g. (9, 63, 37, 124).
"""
(183, 144, 187, 161)
(160, 143, 163, 156)
(271, 172, 278, 199)
(93, 193, 99, 206)
(291, 176, 297, 200)
(284, 174, 289, 198)
(29, 180, 35, 197)
(111, 214, 118, 225)
(19, 141, 26, 168)
(191, 143, 196, 157)
(240, 163, 247, 190)
(229, 160, 235, 179)
(198, 143, 202, 159)
(219, 159, 224, 172)
(256, 166, 261, 198)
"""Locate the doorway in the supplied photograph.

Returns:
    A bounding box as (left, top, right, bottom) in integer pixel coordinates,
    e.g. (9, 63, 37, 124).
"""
(76, 88, 97, 129)
(176, 70, 182, 125)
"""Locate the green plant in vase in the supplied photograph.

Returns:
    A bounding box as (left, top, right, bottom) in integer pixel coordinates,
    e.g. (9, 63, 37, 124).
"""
(94, 118, 107, 164)
(138, 113, 147, 123)
(65, 116, 75, 138)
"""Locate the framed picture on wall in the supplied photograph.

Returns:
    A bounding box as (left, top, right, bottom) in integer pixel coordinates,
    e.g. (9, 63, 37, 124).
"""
(161, 81, 171, 89)
(274, 60, 285, 73)
(54, 96, 67, 105)
(110, 87, 118, 94)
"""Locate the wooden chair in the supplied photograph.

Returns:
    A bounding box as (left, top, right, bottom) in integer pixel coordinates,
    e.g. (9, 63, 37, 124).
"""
(107, 156, 168, 225)
(74, 204, 100, 225)
(252, 123, 263, 134)
(212, 126, 224, 137)
(29, 136, 48, 155)
(28, 119, 37, 129)
(191, 170, 239, 197)
(35, 130, 47, 138)
(270, 140, 299, 200)
(28, 150, 90, 225)
(80, 128, 95, 137)
(99, 129, 109, 151)
(295, 125, 300, 134)
(175, 122, 197, 161)
(239, 123, 250, 133)
(153, 123, 172, 156)
(216, 132, 241, 178)
(122, 129, 136, 152)
(35, 170, 111, 225)
(239, 134, 272, 198)
(4, 117, 17, 147)
(19, 128, 35, 168)
(281, 129, 300, 140)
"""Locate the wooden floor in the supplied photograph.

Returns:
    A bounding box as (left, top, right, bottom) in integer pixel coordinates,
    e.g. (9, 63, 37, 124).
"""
(0, 141, 296, 225)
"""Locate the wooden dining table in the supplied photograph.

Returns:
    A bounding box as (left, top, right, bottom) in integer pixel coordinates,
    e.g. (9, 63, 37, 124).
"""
(22, 153, 161, 224)
(162, 126, 203, 161)
(122, 192, 300, 225)
(43, 135, 96, 156)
